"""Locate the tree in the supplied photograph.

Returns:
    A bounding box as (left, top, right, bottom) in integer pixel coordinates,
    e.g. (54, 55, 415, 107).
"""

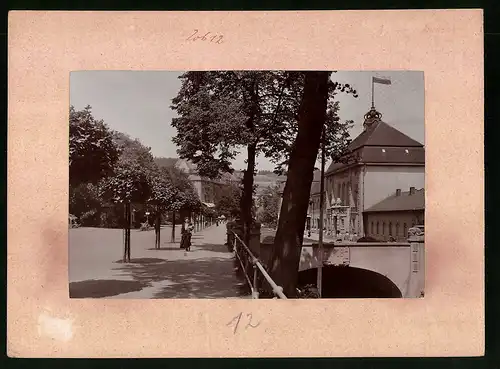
(269, 71, 331, 297)
(148, 167, 177, 249)
(256, 184, 281, 228)
(69, 182, 103, 226)
(215, 182, 242, 219)
(161, 165, 202, 241)
(171, 71, 356, 246)
(98, 134, 156, 262)
(154, 157, 179, 169)
(69, 105, 119, 186)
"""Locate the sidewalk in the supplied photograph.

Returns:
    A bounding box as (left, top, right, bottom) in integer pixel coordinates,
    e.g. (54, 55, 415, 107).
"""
(69, 224, 249, 299)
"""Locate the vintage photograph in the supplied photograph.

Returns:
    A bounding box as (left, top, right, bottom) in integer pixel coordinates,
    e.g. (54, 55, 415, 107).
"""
(69, 70, 425, 299)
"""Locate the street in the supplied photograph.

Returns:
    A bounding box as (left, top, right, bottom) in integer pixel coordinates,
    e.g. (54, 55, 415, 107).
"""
(69, 224, 249, 298)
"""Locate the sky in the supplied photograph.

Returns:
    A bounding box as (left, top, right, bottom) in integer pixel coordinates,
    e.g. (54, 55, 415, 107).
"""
(70, 71, 424, 171)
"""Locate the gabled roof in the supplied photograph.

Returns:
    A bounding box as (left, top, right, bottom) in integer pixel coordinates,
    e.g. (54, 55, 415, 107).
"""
(349, 120, 423, 151)
(326, 117, 424, 174)
(364, 188, 424, 213)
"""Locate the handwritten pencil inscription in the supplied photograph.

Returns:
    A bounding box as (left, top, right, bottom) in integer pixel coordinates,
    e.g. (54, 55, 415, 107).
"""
(226, 312, 261, 334)
(186, 29, 224, 44)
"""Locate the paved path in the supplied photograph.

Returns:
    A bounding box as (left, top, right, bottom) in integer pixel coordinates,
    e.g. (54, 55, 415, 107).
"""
(69, 224, 249, 299)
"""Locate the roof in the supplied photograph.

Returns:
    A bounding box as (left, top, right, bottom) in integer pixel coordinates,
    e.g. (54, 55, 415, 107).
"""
(326, 118, 424, 174)
(363, 188, 425, 213)
(349, 120, 423, 151)
(327, 146, 425, 173)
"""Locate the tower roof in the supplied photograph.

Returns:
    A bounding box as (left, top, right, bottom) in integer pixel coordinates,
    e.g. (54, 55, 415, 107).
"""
(349, 120, 423, 151)
(326, 108, 424, 174)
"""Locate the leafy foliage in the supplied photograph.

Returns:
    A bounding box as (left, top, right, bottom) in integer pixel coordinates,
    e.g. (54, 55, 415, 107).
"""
(148, 167, 177, 209)
(69, 105, 119, 186)
(69, 182, 103, 225)
(97, 132, 154, 204)
(154, 157, 179, 169)
(256, 184, 281, 227)
(171, 74, 249, 178)
(69, 106, 203, 229)
(170, 71, 357, 176)
(99, 158, 152, 204)
(215, 182, 242, 218)
(163, 165, 202, 213)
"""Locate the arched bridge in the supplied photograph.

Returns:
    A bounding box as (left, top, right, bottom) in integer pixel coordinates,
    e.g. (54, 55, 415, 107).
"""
(257, 236, 424, 298)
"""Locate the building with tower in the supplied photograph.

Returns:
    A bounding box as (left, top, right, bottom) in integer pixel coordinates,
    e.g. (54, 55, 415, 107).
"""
(324, 106, 425, 237)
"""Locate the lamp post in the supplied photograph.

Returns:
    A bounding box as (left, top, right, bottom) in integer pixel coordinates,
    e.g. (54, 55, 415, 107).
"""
(308, 200, 313, 234)
(317, 125, 326, 298)
(145, 211, 150, 226)
(311, 198, 315, 231)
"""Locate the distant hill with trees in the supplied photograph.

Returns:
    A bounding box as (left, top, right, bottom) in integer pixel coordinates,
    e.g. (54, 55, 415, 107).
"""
(154, 157, 179, 168)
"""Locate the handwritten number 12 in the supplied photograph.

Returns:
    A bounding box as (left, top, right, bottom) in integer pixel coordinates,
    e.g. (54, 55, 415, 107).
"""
(227, 312, 261, 334)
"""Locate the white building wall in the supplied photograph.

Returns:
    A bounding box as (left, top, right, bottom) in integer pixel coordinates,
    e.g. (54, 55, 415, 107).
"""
(363, 166, 425, 211)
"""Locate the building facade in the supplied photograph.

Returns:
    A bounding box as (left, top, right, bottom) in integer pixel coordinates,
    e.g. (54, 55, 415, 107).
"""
(307, 170, 322, 231)
(363, 187, 424, 241)
(323, 107, 425, 237)
(175, 159, 239, 206)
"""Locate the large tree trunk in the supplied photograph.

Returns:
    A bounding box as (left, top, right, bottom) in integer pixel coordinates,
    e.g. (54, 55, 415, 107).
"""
(241, 142, 257, 246)
(171, 211, 176, 243)
(269, 71, 330, 297)
(240, 75, 260, 247)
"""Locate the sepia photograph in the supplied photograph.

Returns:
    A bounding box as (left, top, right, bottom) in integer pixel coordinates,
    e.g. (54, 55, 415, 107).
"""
(68, 70, 425, 299)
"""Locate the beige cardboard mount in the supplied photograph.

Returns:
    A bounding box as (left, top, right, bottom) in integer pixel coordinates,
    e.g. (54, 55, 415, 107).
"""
(7, 10, 484, 357)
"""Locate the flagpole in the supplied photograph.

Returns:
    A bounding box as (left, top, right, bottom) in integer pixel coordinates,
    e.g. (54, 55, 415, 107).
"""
(371, 76, 375, 108)
(317, 125, 326, 298)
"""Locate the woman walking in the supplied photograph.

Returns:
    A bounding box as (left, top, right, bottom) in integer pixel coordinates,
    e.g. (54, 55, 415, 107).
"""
(181, 217, 194, 251)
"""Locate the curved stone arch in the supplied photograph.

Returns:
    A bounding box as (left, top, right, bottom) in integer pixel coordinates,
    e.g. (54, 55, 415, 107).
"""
(298, 265, 402, 298)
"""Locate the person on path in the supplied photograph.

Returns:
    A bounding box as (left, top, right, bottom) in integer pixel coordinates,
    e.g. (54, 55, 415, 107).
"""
(181, 217, 194, 251)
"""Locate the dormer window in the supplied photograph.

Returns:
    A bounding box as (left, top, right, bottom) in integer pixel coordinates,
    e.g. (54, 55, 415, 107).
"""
(381, 149, 386, 153)
(405, 149, 409, 154)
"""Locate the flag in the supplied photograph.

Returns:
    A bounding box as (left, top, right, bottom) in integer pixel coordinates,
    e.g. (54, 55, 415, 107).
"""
(373, 76, 391, 85)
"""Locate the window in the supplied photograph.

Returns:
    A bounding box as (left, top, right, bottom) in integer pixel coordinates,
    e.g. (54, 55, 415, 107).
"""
(342, 183, 346, 204)
(403, 223, 407, 237)
(383, 222, 386, 235)
(371, 222, 374, 234)
(389, 222, 392, 236)
(337, 184, 341, 200)
(396, 223, 400, 236)
(376, 221, 380, 234)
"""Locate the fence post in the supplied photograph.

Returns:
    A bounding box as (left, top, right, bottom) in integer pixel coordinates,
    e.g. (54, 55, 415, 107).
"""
(252, 264, 259, 299)
(226, 222, 234, 251)
(249, 221, 261, 258)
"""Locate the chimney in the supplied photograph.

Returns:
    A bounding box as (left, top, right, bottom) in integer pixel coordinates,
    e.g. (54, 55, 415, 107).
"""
(409, 187, 416, 195)
(396, 189, 401, 196)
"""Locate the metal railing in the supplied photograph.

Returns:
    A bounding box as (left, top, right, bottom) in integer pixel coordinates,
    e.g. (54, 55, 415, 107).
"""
(231, 231, 287, 299)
